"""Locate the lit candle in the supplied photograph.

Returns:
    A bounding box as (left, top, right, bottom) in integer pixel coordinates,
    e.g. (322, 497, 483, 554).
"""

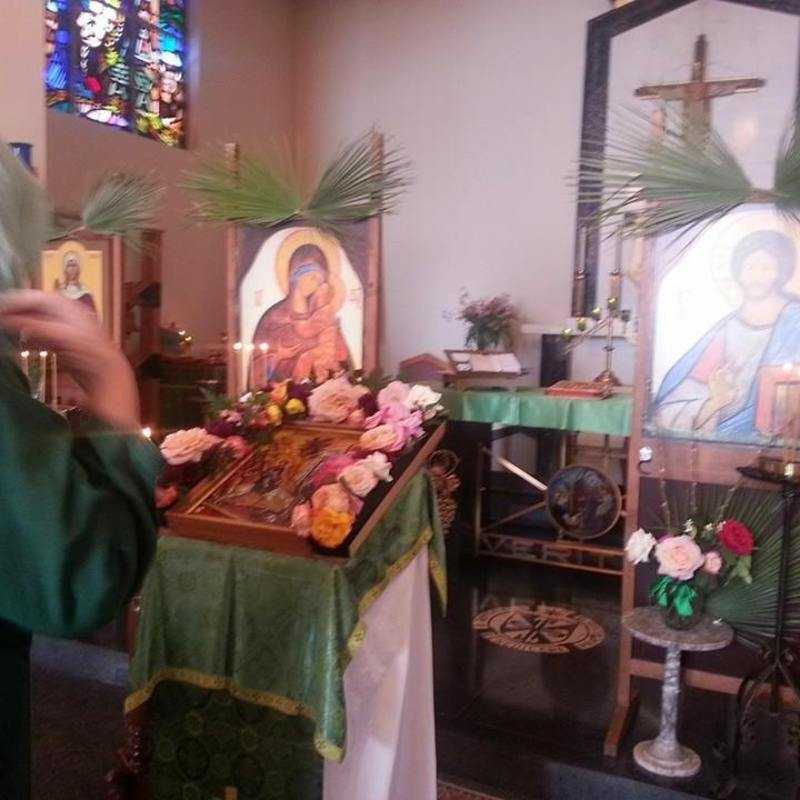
(38, 351, 47, 403)
(245, 343, 255, 390)
(50, 352, 58, 410)
(19, 350, 29, 381)
(232, 342, 243, 397)
(141, 426, 152, 439)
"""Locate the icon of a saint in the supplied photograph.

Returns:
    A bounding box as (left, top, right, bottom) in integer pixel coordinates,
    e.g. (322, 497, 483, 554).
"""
(54, 251, 97, 314)
(653, 230, 800, 438)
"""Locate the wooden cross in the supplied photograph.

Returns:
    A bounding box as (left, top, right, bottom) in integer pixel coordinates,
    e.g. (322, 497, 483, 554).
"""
(635, 35, 765, 140)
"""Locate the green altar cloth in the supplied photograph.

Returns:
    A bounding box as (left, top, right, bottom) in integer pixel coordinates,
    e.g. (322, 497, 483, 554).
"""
(127, 471, 446, 769)
(442, 387, 632, 436)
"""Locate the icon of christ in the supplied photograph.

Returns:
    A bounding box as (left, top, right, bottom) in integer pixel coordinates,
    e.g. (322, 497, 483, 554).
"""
(653, 230, 800, 440)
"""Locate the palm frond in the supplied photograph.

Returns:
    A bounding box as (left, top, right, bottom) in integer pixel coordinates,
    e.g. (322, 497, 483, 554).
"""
(653, 480, 800, 645)
(772, 119, 800, 221)
(184, 130, 411, 233)
(307, 132, 411, 225)
(576, 108, 754, 242)
(78, 173, 164, 247)
(184, 141, 303, 228)
(0, 141, 51, 289)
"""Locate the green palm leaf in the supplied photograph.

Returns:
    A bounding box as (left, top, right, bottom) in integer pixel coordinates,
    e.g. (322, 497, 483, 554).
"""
(184, 130, 411, 233)
(0, 141, 51, 289)
(577, 108, 753, 242)
(77, 173, 165, 247)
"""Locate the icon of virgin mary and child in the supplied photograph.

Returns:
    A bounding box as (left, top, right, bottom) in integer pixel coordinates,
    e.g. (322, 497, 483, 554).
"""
(251, 242, 352, 384)
(653, 229, 800, 441)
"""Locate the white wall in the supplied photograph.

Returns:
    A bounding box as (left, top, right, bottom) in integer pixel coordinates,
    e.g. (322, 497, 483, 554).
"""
(47, 0, 294, 347)
(0, 0, 46, 177)
(293, 0, 608, 374)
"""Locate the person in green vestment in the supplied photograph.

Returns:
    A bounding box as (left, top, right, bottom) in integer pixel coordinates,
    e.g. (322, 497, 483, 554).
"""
(0, 290, 162, 800)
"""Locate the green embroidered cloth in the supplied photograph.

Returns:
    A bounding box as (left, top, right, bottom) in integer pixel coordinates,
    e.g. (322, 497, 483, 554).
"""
(127, 471, 446, 763)
(442, 387, 632, 436)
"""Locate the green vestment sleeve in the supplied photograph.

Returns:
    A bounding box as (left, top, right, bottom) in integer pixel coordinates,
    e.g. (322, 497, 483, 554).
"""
(0, 355, 162, 799)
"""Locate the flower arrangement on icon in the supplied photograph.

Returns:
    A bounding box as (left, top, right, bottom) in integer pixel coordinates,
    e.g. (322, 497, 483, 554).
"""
(155, 376, 444, 550)
(626, 517, 755, 629)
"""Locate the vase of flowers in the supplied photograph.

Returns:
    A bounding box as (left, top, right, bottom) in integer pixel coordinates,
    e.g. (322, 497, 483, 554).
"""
(456, 291, 517, 352)
(626, 518, 755, 630)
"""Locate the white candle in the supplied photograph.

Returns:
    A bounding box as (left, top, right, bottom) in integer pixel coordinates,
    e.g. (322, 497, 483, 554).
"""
(20, 350, 29, 381)
(232, 342, 243, 397)
(50, 352, 58, 410)
(38, 351, 47, 403)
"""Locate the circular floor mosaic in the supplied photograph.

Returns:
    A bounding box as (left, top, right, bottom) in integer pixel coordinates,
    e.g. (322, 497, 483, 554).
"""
(472, 603, 605, 654)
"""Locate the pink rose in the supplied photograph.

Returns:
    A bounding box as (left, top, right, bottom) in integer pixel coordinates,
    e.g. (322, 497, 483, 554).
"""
(398, 409, 424, 439)
(377, 380, 411, 409)
(308, 377, 369, 423)
(347, 408, 367, 427)
(160, 428, 222, 466)
(291, 502, 312, 538)
(359, 423, 407, 453)
(703, 550, 723, 575)
(220, 435, 252, 460)
(312, 454, 358, 489)
(312, 483, 354, 513)
(340, 462, 380, 497)
(655, 535, 705, 581)
(366, 402, 413, 429)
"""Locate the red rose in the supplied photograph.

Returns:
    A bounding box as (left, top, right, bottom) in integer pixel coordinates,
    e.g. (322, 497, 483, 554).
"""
(719, 519, 754, 556)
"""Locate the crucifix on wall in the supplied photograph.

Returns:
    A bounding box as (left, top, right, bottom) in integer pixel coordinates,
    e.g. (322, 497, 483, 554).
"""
(635, 34, 765, 140)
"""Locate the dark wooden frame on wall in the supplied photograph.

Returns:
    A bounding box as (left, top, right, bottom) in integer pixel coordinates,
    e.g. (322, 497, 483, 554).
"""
(573, 0, 800, 316)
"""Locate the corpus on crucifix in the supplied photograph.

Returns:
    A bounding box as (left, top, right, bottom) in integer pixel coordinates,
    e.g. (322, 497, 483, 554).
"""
(635, 34, 765, 141)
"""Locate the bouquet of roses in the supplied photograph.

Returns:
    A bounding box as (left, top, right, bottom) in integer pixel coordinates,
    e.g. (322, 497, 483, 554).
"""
(155, 380, 312, 509)
(291, 379, 444, 550)
(626, 516, 755, 629)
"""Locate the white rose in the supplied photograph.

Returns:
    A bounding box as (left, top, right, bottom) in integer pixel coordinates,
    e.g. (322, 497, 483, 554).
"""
(361, 452, 393, 482)
(625, 527, 657, 565)
(160, 428, 222, 466)
(406, 384, 442, 410)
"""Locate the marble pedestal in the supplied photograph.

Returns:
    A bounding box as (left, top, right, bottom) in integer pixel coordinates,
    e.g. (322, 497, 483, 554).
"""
(624, 607, 733, 778)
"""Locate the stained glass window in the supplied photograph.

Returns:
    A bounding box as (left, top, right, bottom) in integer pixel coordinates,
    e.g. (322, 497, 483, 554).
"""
(44, 0, 186, 147)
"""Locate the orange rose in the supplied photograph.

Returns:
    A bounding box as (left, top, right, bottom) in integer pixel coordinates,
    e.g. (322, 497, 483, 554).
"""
(311, 508, 355, 548)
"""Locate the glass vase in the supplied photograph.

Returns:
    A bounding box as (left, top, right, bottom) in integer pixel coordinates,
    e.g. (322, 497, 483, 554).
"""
(661, 594, 704, 631)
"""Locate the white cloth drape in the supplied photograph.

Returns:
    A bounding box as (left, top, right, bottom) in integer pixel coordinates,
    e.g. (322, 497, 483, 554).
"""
(323, 550, 437, 800)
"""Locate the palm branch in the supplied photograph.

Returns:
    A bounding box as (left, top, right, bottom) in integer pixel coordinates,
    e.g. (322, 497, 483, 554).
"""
(60, 173, 165, 248)
(576, 108, 754, 243)
(184, 130, 411, 233)
(0, 142, 52, 290)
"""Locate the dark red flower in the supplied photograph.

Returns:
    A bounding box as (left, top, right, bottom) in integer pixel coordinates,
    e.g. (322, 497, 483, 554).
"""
(357, 391, 379, 416)
(205, 418, 240, 438)
(288, 381, 313, 403)
(155, 484, 180, 510)
(719, 519, 754, 556)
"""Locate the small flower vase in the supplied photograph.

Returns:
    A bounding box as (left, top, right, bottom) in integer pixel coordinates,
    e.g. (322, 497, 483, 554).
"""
(661, 594, 704, 631)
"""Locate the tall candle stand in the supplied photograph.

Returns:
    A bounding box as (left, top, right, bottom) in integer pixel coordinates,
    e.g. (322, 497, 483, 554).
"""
(561, 222, 632, 393)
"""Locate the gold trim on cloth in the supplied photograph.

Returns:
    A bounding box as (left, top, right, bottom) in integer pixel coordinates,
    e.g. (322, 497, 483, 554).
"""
(124, 525, 445, 764)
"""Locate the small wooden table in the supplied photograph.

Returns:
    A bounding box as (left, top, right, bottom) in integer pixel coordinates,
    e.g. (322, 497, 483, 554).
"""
(624, 607, 733, 778)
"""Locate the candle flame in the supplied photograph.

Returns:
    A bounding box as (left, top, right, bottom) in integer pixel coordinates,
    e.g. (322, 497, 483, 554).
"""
(20, 350, 29, 358)
(141, 426, 152, 439)
(258, 342, 268, 353)
(233, 342, 243, 351)
(39, 350, 48, 358)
